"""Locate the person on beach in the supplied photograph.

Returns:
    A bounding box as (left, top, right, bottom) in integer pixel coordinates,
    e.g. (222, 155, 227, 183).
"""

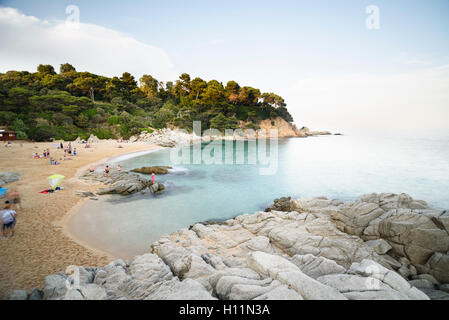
(117, 165, 122, 172)
(152, 172, 155, 184)
(1, 201, 17, 239)
(43, 150, 47, 158)
(47, 148, 50, 157)
(105, 165, 110, 177)
(73, 148, 77, 156)
(60, 142, 64, 149)
(89, 165, 95, 173)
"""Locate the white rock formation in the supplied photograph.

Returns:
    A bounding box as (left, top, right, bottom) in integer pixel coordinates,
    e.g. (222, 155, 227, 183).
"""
(12, 193, 449, 300)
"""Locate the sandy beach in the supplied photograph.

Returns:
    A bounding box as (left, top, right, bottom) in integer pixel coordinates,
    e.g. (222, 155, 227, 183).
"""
(0, 139, 160, 298)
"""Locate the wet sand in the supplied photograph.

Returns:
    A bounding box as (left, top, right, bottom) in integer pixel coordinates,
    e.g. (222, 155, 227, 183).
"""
(0, 140, 159, 298)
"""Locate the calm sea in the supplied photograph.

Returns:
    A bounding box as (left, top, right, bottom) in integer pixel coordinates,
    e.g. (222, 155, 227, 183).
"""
(69, 134, 449, 258)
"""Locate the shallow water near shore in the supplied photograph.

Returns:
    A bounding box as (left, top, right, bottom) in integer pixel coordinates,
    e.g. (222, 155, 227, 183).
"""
(69, 134, 449, 259)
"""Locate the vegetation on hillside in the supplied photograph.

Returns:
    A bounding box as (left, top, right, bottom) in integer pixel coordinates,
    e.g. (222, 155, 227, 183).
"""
(0, 63, 294, 141)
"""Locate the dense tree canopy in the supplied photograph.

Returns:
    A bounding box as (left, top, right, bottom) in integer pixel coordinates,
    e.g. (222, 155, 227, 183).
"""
(0, 64, 294, 141)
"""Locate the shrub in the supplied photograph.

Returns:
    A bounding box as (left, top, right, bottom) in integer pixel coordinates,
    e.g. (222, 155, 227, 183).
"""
(0, 111, 17, 125)
(107, 115, 120, 125)
(15, 130, 28, 140)
(30, 126, 56, 141)
(92, 127, 116, 140)
(10, 118, 28, 132)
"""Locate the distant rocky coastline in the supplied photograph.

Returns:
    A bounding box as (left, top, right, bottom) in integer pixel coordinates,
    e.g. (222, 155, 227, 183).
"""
(127, 118, 332, 147)
(8, 192, 449, 300)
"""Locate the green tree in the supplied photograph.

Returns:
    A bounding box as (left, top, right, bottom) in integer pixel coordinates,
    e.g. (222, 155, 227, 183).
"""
(37, 64, 56, 75)
(72, 73, 106, 102)
(5, 87, 34, 111)
(238, 87, 261, 105)
(190, 77, 207, 101)
(202, 80, 226, 106)
(60, 63, 76, 74)
(76, 113, 89, 128)
(225, 80, 240, 98)
(210, 113, 229, 133)
(140, 74, 159, 98)
(152, 107, 175, 129)
(10, 118, 28, 132)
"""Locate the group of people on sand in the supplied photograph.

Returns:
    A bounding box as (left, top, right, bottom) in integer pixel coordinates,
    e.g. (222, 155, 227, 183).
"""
(59, 142, 77, 156)
(0, 190, 21, 240)
(40, 141, 80, 165)
(32, 148, 50, 159)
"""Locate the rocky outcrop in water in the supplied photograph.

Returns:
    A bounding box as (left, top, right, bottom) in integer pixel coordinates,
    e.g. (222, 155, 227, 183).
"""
(131, 166, 172, 175)
(12, 192, 449, 300)
(298, 127, 332, 136)
(149, 182, 165, 195)
(79, 170, 164, 196)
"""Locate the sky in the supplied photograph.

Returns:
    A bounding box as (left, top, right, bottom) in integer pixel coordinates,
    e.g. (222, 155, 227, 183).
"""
(0, 0, 448, 137)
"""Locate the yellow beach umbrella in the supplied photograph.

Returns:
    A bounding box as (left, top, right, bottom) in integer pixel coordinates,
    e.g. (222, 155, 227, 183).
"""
(47, 174, 65, 189)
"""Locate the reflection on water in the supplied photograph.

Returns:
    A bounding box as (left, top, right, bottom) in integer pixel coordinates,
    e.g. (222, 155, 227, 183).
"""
(70, 135, 449, 259)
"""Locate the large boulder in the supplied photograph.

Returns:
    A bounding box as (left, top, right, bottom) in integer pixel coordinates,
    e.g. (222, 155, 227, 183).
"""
(246, 252, 348, 300)
(81, 171, 153, 195)
(290, 254, 346, 279)
(364, 239, 392, 255)
(44, 274, 69, 300)
(7, 290, 28, 300)
(0, 171, 22, 186)
(264, 197, 296, 212)
(150, 182, 165, 195)
(330, 193, 449, 283)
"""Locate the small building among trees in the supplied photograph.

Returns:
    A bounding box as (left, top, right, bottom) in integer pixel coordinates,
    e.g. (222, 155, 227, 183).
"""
(0, 129, 17, 141)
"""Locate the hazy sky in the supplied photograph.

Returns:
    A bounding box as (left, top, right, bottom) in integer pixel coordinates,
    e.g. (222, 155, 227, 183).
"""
(1, 0, 448, 136)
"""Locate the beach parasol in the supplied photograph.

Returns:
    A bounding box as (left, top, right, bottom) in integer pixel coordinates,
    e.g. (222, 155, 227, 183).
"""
(47, 174, 65, 189)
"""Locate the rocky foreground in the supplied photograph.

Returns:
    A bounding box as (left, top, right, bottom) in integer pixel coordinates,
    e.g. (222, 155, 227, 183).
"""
(8, 193, 449, 300)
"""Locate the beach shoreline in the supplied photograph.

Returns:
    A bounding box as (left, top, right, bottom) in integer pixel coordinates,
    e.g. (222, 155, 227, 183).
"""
(61, 146, 165, 262)
(0, 139, 161, 298)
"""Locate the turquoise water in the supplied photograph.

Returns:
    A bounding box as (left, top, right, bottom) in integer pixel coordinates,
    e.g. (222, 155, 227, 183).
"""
(70, 135, 449, 259)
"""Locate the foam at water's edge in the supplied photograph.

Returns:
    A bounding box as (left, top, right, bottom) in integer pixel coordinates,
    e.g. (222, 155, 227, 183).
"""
(107, 147, 165, 164)
(168, 166, 190, 174)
